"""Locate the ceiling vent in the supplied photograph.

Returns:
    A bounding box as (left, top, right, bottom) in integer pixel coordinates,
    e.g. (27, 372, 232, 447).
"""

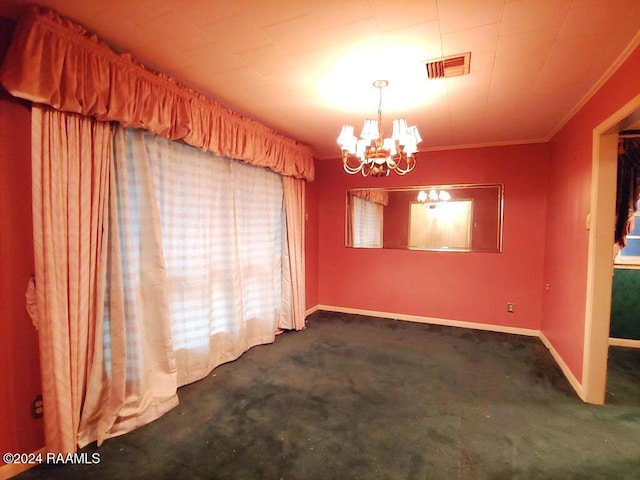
(425, 52, 471, 79)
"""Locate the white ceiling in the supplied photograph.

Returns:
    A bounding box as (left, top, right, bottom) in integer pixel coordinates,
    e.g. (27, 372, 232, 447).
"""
(2, 0, 640, 159)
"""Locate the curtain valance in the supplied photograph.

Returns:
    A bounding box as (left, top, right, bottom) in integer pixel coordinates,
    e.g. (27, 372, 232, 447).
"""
(350, 188, 389, 206)
(0, 7, 314, 181)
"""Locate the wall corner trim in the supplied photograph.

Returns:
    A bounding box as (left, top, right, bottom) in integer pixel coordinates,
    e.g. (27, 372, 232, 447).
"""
(305, 305, 320, 317)
(539, 331, 586, 402)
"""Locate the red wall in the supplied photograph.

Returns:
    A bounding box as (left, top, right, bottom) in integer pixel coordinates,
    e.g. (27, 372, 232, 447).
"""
(316, 143, 549, 330)
(0, 17, 45, 463)
(543, 44, 640, 381)
(305, 174, 319, 309)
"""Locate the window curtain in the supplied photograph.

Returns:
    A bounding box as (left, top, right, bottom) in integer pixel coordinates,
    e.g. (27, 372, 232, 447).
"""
(346, 190, 388, 248)
(78, 128, 181, 448)
(31, 106, 113, 454)
(281, 177, 307, 331)
(114, 129, 286, 388)
(351, 196, 384, 248)
(349, 188, 389, 206)
(33, 116, 297, 452)
(615, 136, 640, 248)
(9, 6, 314, 455)
(0, 6, 314, 181)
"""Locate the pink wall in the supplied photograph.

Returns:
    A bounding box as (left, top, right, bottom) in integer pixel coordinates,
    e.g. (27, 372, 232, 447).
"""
(305, 175, 320, 309)
(316, 143, 549, 330)
(0, 16, 45, 463)
(543, 44, 640, 382)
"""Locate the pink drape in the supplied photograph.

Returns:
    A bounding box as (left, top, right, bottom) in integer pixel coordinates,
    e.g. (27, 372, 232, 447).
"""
(283, 177, 307, 330)
(0, 7, 315, 181)
(31, 106, 112, 454)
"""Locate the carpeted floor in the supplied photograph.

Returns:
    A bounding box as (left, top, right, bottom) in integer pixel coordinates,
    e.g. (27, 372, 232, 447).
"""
(15, 311, 640, 479)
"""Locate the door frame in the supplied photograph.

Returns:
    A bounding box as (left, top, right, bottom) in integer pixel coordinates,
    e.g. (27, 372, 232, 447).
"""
(583, 93, 640, 403)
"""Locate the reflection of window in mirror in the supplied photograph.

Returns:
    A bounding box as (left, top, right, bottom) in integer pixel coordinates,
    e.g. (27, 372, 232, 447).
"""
(351, 196, 383, 247)
(409, 201, 473, 250)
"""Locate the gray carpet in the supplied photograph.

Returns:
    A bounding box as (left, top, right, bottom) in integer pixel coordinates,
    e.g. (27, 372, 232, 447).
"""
(15, 311, 640, 479)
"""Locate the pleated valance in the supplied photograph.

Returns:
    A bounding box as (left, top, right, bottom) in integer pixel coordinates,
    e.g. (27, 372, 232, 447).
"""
(350, 188, 389, 206)
(0, 7, 314, 180)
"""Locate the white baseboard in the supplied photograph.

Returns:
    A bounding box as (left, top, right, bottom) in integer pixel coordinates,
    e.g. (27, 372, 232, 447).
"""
(316, 304, 540, 337)
(305, 305, 319, 317)
(539, 331, 586, 401)
(609, 337, 640, 348)
(306, 305, 590, 402)
(0, 447, 46, 480)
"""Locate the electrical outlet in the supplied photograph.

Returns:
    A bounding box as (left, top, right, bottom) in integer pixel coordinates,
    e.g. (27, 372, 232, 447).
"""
(507, 302, 515, 313)
(31, 395, 43, 418)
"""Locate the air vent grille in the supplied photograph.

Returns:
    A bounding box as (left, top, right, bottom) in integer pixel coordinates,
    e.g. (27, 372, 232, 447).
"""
(425, 52, 471, 79)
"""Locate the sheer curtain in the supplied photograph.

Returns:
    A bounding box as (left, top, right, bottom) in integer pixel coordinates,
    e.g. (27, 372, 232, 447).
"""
(351, 196, 383, 247)
(114, 129, 285, 388)
(78, 128, 180, 447)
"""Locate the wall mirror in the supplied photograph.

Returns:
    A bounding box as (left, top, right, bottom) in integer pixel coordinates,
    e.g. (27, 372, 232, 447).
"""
(345, 184, 504, 252)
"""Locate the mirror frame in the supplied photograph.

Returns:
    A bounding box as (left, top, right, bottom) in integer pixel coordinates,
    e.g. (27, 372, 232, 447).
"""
(345, 183, 504, 253)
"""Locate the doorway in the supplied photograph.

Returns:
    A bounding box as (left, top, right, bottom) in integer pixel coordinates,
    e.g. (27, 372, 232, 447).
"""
(583, 94, 640, 404)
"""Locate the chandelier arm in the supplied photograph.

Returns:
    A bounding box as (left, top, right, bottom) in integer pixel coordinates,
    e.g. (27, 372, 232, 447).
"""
(343, 152, 367, 175)
(392, 158, 416, 175)
(343, 161, 364, 175)
(397, 152, 417, 167)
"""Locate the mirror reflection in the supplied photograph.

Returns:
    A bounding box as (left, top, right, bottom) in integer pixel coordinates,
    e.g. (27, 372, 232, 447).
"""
(345, 184, 503, 252)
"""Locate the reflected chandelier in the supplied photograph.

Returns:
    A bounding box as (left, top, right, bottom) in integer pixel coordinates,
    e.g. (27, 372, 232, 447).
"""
(337, 80, 422, 177)
(418, 189, 450, 205)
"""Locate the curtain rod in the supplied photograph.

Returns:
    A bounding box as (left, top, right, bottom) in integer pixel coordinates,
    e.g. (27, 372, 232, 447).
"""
(620, 129, 640, 138)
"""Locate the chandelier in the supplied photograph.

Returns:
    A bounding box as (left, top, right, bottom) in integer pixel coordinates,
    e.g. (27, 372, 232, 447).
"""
(337, 80, 422, 177)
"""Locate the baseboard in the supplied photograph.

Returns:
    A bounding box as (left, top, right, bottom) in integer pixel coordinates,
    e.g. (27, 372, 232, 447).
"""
(305, 305, 319, 317)
(313, 305, 588, 402)
(609, 337, 640, 348)
(0, 447, 46, 480)
(316, 305, 539, 337)
(539, 331, 586, 401)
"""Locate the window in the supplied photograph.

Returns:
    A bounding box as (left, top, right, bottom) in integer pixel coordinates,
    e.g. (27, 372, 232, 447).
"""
(615, 199, 640, 265)
(109, 129, 287, 387)
(351, 196, 383, 247)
